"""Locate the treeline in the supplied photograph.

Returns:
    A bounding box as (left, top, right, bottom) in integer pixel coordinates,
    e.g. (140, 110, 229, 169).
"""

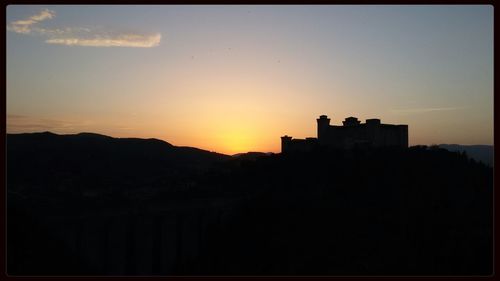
(7, 138, 493, 275)
(185, 146, 493, 275)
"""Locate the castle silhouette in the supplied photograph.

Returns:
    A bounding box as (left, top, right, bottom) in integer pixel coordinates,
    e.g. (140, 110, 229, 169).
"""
(281, 115, 408, 153)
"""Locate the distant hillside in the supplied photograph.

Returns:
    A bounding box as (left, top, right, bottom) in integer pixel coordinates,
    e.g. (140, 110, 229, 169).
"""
(438, 144, 493, 167)
(231, 152, 273, 161)
(7, 132, 230, 196)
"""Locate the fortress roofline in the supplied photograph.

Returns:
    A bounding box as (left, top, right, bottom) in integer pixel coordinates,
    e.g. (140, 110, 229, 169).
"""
(282, 114, 408, 153)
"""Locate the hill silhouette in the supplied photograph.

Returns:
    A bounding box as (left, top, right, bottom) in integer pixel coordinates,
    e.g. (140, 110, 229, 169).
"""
(231, 151, 273, 161)
(438, 144, 493, 167)
(7, 132, 229, 198)
(6, 133, 493, 276)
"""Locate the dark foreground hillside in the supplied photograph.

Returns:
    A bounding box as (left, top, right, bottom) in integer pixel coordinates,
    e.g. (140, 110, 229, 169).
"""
(191, 147, 493, 275)
(7, 133, 493, 276)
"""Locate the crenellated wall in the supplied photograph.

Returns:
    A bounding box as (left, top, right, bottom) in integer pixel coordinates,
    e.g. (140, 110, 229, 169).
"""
(281, 115, 408, 153)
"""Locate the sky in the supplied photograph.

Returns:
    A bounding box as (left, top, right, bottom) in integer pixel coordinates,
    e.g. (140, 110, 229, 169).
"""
(6, 5, 493, 154)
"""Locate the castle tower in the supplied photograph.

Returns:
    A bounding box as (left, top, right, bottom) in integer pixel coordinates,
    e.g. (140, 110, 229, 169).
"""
(398, 125, 409, 147)
(366, 118, 381, 147)
(342, 117, 361, 126)
(281, 135, 292, 153)
(317, 115, 331, 144)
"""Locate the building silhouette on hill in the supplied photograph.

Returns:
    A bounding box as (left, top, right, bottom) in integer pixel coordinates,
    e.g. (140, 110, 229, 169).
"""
(281, 115, 408, 153)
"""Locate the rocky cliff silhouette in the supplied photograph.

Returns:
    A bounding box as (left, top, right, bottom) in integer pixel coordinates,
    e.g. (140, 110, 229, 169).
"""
(7, 133, 493, 276)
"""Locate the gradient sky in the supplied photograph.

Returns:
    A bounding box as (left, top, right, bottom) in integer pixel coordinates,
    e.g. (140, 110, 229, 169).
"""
(7, 5, 493, 154)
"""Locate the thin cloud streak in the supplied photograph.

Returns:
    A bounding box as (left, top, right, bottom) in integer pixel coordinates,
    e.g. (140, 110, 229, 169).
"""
(7, 114, 93, 133)
(7, 114, 135, 135)
(45, 33, 161, 48)
(391, 107, 463, 114)
(7, 9, 161, 48)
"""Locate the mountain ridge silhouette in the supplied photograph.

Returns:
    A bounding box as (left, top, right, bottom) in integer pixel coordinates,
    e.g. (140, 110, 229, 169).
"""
(437, 144, 493, 167)
(7, 131, 229, 158)
(7, 131, 230, 198)
(6, 131, 493, 276)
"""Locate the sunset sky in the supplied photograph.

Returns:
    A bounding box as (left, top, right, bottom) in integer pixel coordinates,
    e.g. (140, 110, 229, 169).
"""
(7, 5, 493, 154)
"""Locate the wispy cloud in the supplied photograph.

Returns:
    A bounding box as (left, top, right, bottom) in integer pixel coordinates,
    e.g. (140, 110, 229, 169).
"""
(45, 32, 162, 48)
(7, 114, 136, 134)
(7, 8, 55, 34)
(7, 114, 93, 132)
(7, 9, 161, 48)
(391, 107, 463, 114)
